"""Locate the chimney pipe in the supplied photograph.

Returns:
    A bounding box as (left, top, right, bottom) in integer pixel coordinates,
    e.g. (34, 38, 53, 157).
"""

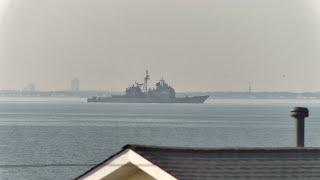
(290, 107, 309, 147)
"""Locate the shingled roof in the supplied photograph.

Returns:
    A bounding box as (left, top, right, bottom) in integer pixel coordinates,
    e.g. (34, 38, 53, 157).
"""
(77, 144, 320, 180)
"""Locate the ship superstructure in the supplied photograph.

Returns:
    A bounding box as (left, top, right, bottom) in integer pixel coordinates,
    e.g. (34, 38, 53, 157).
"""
(88, 70, 209, 103)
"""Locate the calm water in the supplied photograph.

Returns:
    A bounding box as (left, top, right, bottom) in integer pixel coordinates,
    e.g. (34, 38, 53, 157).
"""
(0, 97, 320, 180)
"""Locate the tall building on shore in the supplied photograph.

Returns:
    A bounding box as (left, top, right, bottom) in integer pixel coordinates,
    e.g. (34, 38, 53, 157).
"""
(23, 83, 36, 91)
(248, 82, 252, 94)
(71, 78, 79, 91)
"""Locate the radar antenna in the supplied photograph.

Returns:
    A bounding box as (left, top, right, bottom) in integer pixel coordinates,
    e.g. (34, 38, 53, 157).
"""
(144, 70, 150, 94)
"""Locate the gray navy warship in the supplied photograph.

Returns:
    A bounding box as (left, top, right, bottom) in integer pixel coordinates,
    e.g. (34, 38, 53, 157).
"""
(87, 70, 209, 103)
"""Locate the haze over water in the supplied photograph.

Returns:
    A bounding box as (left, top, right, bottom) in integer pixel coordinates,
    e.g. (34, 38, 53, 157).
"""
(1, 0, 320, 92)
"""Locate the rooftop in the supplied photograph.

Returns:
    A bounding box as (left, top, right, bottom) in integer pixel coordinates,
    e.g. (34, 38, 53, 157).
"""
(77, 144, 320, 180)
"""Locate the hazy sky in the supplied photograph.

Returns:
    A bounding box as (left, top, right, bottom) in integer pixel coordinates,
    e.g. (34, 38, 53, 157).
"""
(1, 0, 320, 92)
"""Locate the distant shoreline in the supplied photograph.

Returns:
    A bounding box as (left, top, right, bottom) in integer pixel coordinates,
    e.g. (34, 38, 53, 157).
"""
(2, 97, 320, 106)
(1, 90, 320, 99)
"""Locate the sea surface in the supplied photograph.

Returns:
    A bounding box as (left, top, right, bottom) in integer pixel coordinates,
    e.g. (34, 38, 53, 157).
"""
(0, 97, 320, 180)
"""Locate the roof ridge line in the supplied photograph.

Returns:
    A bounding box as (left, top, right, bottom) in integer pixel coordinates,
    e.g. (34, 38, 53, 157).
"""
(124, 144, 320, 152)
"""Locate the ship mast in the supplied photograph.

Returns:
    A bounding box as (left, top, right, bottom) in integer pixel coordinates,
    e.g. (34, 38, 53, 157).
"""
(144, 70, 150, 95)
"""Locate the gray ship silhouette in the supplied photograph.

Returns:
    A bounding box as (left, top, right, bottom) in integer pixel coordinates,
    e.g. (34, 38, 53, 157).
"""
(87, 70, 209, 103)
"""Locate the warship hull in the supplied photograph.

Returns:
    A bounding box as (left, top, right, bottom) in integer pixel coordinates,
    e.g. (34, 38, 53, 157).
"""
(87, 95, 209, 104)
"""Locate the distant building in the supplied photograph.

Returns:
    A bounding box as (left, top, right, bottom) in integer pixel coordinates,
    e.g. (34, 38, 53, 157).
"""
(71, 78, 79, 91)
(23, 83, 36, 91)
(248, 82, 252, 93)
